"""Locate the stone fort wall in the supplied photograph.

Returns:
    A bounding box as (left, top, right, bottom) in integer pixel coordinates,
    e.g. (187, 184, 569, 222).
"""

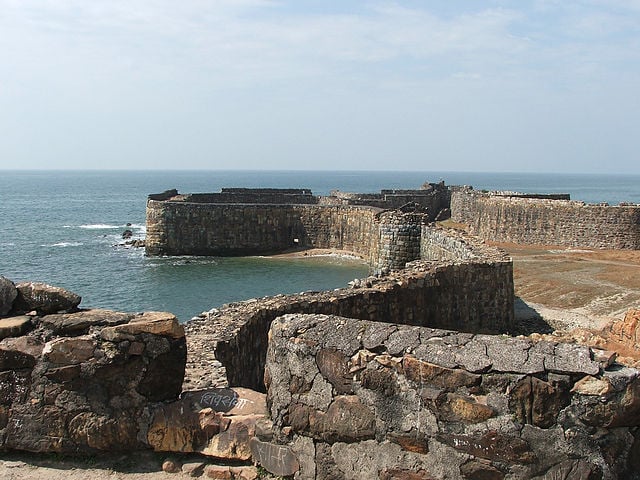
(451, 188, 640, 249)
(146, 187, 451, 272)
(190, 229, 514, 392)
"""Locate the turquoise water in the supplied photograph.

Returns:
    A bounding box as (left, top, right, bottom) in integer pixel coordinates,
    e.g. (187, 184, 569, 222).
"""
(1, 170, 638, 321)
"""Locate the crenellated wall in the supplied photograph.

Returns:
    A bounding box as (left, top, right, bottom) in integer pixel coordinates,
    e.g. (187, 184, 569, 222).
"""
(451, 189, 640, 249)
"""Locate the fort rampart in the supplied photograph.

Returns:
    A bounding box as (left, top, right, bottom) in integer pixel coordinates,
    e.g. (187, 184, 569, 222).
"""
(146, 186, 451, 272)
(451, 188, 640, 249)
(189, 228, 514, 391)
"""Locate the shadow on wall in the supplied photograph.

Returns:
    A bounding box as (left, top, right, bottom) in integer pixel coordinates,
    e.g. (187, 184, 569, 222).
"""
(512, 297, 553, 335)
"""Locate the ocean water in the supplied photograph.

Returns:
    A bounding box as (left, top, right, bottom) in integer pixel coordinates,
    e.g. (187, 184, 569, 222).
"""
(1, 170, 638, 322)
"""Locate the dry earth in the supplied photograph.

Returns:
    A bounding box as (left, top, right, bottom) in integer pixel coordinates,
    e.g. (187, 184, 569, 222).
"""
(3, 244, 640, 478)
(500, 243, 640, 333)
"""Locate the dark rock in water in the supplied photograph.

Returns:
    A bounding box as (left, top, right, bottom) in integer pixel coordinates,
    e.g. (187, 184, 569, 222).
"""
(13, 282, 81, 315)
(122, 229, 133, 239)
(0, 276, 18, 317)
(125, 239, 145, 248)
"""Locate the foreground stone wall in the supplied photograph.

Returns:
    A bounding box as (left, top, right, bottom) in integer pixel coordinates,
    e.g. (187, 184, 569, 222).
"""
(191, 235, 514, 392)
(264, 314, 640, 480)
(451, 189, 640, 249)
(0, 277, 186, 453)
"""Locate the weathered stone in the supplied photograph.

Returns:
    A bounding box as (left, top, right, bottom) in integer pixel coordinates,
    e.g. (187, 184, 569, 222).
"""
(384, 327, 421, 355)
(388, 432, 429, 454)
(249, 438, 300, 477)
(484, 336, 544, 374)
(545, 343, 600, 376)
(361, 366, 398, 395)
(13, 282, 81, 315)
(0, 304, 186, 454)
(204, 465, 233, 479)
(183, 387, 267, 415)
(532, 459, 602, 480)
(0, 336, 42, 370)
(0, 275, 17, 316)
(571, 375, 612, 396)
(229, 466, 259, 480)
(0, 316, 32, 340)
(579, 377, 640, 427)
(402, 355, 480, 390)
(147, 398, 207, 452)
(509, 376, 570, 428)
(316, 348, 352, 394)
(66, 411, 141, 450)
(200, 414, 259, 460)
(162, 457, 182, 473)
(148, 388, 265, 460)
(437, 430, 536, 464)
(379, 468, 435, 480)
(42, 309, 134, 335)
(436, 393, 495, 424)
(181, 461, 207, 477)
(42, 337, 95, 365)
(308, 395, 376, 442)
(459, 459, 505, 480)
(102, 311, 184, 339)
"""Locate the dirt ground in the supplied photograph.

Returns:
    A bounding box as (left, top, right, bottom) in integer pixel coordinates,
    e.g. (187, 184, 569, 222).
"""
(3, 244, 640, 478)
(499, 243, 640, 333)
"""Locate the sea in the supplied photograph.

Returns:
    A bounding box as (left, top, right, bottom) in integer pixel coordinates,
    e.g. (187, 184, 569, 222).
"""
(1, 170, 638, 322)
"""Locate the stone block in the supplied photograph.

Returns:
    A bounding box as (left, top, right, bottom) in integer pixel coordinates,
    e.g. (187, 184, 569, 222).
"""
(148, 387, 267, 460)
(0, 336, 42, 370)
(42, 337, 95, 365)
(0, 316, 32, 340)
(249, 438, 300, 477)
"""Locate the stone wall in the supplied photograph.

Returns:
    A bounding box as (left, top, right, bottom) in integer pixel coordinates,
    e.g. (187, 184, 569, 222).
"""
(264, 313, 640, 480)
(146, 200, 382, 258)
(145, 184, 451, 264)
(190, 236, 514, 392)
(451, 189, 640, 249)
(0, 278, 186, 453)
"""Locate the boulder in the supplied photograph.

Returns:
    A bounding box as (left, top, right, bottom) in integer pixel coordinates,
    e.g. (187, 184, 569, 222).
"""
(0, 275, 17, 316)
(13, 282, 81, 315)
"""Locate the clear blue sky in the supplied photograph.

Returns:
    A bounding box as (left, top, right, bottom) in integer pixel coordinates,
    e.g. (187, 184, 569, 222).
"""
(1, 1, 638, 173)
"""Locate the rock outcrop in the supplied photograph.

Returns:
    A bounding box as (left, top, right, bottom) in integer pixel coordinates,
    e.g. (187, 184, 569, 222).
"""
(264, 314, 640, 480)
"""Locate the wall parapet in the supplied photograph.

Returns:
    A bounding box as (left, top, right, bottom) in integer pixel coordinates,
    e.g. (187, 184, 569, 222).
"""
(451, 189, 640, 249)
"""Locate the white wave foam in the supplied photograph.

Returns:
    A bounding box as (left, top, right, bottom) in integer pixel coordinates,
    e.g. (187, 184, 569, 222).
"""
(1, 242, 16, 247)
(79, 224, 120, 230)
(43, 242, 84, 247)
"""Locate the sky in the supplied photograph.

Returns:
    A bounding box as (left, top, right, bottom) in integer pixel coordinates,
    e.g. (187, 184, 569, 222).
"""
(0, 1, 639, 173)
